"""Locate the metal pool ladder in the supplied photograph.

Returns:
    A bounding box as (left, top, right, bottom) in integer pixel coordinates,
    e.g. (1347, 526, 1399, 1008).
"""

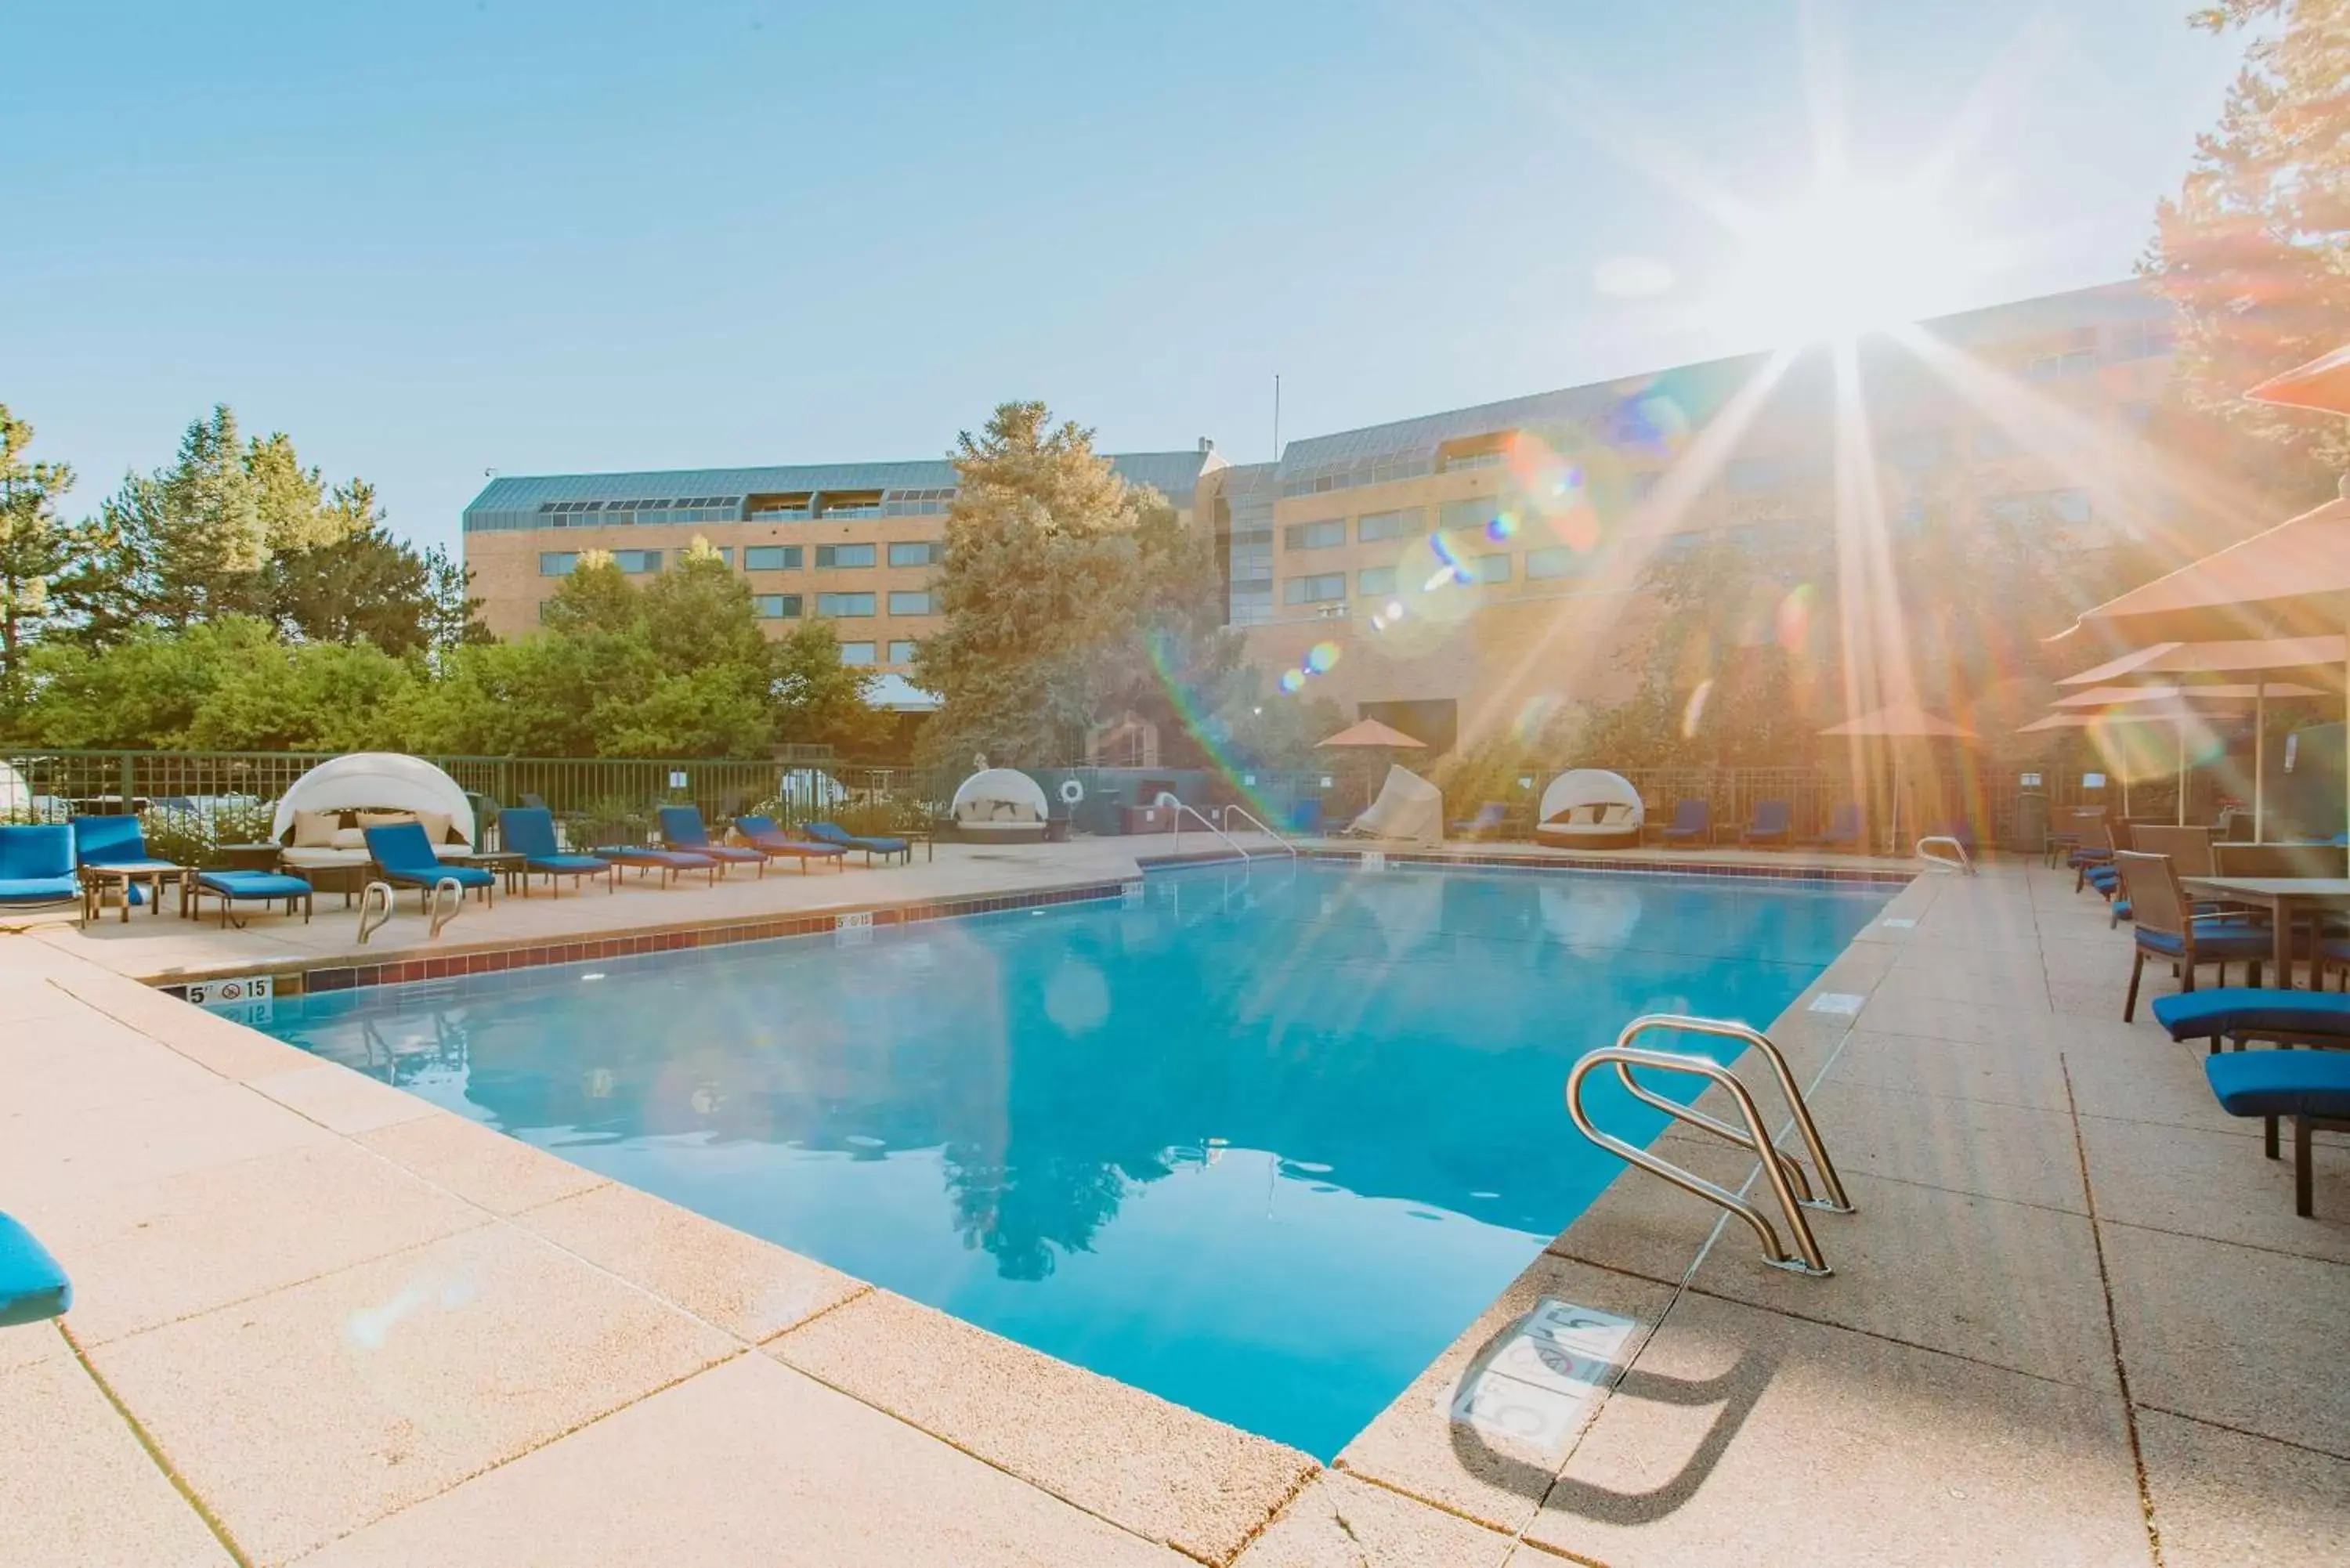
(1565, 1014, 1854, 1277)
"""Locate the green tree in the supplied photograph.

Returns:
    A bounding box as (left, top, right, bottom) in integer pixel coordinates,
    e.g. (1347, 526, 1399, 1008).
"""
(2144, 0, 2350, 490)
(14, 616, 279, 749)
(0, 405, 74, 704)
(769, 619, 891, 753)
(179, 639, 418, 751)
(916, 402, 1238, 766)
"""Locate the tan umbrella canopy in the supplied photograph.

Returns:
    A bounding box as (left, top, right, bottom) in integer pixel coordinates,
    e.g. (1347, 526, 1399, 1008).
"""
(1317, 718, 1428, 750)
(1817, 702, 1973, 851)
(2023, 686, 2325, 826)
(2246, 342, 2350, 415)
(2052, 681, 2326, 709)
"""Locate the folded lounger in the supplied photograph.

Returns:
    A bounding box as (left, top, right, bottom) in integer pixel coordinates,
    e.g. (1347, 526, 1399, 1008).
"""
(657, 807, 768, 878)
(594, 845, 719, 887)
(498, 807, 616, 894)
(733, 815, 849, 873)
(363, 822, 497, 910)
(0, 825, 81, 917)
(0, 1210, 71, 1328)
(190, 869, 315, 927)
(2150, 988, 2350, 1053)
(2204, 1050, 2350, 1216)
(802, 821, 912, 865)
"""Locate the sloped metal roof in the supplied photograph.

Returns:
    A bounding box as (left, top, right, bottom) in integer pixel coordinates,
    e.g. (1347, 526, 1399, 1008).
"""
(465, 450, 1217, 520)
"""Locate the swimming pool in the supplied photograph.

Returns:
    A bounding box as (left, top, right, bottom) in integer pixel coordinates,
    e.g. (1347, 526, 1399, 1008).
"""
(258, 860, 1890, 1458)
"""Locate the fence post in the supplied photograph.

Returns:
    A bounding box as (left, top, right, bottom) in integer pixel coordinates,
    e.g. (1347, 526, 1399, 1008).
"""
(119, 752, 136, 813)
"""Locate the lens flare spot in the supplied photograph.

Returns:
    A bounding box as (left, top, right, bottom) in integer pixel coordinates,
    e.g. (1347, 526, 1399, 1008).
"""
(1775, 583, 1815, 653)
(1484, 508, 1520, 543)
(1512, 692, 1565, 742)
(1681, 680, 1712, 740)
(1278, 668, 1307, 695)
(1306, 641, 1341, 674)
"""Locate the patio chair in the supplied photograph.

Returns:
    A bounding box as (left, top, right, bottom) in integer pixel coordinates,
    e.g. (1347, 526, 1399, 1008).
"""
(2115, 851, 2276, 1021)
(0, 825, 81, 919)
(2151, 987, 2350, 1055)
(657, 806, 767, 878)
(499, 807, 616, 895)
(1654, 800, 1712, 847)
(72, 815, 187, 923)
(1806, 802, 1863, 849)
(2204, 1050, 2350, 1216)
(363, 821, 497, 911)
(0, 1210, 71, 1328)
(802, 820, 913, 865)
(593, 844, 720, 887)
(1739, 799, 1793, 847)
(733, 815, 849, 873)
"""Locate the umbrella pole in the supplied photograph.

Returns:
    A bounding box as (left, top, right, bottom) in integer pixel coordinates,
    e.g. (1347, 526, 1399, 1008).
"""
(2254, 685, 2265, 843)
(2176, 719, 2187, 827)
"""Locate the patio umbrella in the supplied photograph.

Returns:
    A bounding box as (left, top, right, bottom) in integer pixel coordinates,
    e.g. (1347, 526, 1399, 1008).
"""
(2025, 688, 2324, 826)
(2065, 490, 2350, 843)
(1817, 701, 1974, 853)
(2245, 342, 2350, 415)
(1316, 718, 1428, 750)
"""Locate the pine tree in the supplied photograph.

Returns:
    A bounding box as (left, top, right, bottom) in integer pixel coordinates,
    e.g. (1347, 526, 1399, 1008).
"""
(0, 404, 74, 701)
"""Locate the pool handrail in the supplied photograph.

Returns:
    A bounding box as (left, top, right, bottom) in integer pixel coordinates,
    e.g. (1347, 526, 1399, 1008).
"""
(1164, 798, 1252, 862)
(1215, 801, 1297, 859)
(1565, 1013, 1853, 1276)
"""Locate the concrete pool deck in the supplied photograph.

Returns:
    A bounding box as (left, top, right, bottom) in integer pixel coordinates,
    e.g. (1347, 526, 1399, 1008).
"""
(3, 848, 2344, 1564)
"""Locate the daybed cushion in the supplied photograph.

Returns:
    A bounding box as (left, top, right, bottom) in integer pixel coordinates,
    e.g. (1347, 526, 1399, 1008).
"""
(2153, 988, 2350, 1042)
(292, 809, 341, 848)
(2204, 1050, 2350, 1118)
(331, 826, 369, 850)
(0, 1211, 71, 1327)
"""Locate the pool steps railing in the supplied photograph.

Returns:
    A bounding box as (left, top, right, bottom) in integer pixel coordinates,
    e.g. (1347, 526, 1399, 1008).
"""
(1566, 1014, 1853, 1276)
(1213, 802, 1299, 859)
(1915, 835, 1975, 875)
(1164, 798, 1289, 863)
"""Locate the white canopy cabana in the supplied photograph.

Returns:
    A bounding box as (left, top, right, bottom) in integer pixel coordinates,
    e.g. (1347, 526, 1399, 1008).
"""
(269, 753, 476, 871)
(1535, 769, 1644, 848)
(950, 768, 1050, 843)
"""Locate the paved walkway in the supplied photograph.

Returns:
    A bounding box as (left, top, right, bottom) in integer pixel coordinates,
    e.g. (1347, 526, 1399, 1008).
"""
(3, 853, 2342, 1565)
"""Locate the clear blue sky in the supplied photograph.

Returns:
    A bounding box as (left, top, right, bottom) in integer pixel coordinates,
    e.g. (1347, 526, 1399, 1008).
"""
(5, 1, 2240, 558)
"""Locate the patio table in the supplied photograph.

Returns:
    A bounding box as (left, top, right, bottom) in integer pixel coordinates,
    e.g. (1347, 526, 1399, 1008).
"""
(78, 861, 189, 925)
(2179, 876, 2350, 991)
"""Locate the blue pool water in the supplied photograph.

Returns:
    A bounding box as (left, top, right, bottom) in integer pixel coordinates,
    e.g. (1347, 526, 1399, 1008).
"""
(257, 862, 1888, 1458)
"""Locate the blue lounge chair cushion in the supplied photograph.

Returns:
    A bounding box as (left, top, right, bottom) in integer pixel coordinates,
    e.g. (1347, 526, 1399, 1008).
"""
(595, 847, 714, 869)
(2135, 927, 2275, 959)
(363, 822, 494, 889)
(0, 1210, 71, 1328)
(0, 876, 81, 905)
(734, 817, 846, 856)
(2204, 1050, 2350, 1119)
(2153, 988, 2350, 1043)
(528, 854, 609, 874)
(805, 822, 909, 854)
(0, 826, 76, 904)
(73, 815, 155, 866)
(196, 870, 314, 900)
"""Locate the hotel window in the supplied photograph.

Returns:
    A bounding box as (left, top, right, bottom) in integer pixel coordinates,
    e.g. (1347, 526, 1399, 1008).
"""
(1526, 546, 1590, 580)
(1283, 518, 1345, 551)
(538, 551, 577, 576)
(888, 540, 939, 567)
(1357, 565, 1397, 597)
(1473, 553, 1512, 583)
(1357, 508, 1421, 543)
(817, 591, 877, 617)
(1437, 497, 1499, 534)
(815, 544, 876, 569)
(839, 641, 877, 666)
(1283, 573, 1347, 605)
(744, 545, 802, 571)
(753, 594, 803, 619)
(610, 550, 662, 574)
(2109, 319, 2178, 361)
(888, 640, 917, 665)
(887, 590, 934, 616)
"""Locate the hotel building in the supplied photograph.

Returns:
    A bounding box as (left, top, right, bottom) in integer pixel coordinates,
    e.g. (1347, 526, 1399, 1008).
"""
(463, 280, 2184, 749)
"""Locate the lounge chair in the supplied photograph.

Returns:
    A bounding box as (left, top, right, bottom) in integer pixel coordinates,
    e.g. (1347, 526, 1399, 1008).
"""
(1739, 800, 1793, 847)
(500, 807, 616, 895)
(657, 806, 768, 878)
(189, 869, 315, 927)
(0, 1210, 71, 1327)
(1450, 801, 1509, 838)
(803, 820, 913, 865)
(2152, 988, 2350, 1054)
(72, 815, 188, 923)
(2115, 851, 2276, 1021)
(1653, 800, 1712, 846)
(1806, 802, 1863, 849)
(363, 821, 497, 911)
(0, 826, 81, 919)
(734, 815, 849, 873)
(2204, 1050, 2350, 1216)
(595, 844, 720, 887)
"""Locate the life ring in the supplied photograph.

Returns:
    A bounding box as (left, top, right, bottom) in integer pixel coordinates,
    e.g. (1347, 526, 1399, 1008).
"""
(1058, 779, 1085, 806)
